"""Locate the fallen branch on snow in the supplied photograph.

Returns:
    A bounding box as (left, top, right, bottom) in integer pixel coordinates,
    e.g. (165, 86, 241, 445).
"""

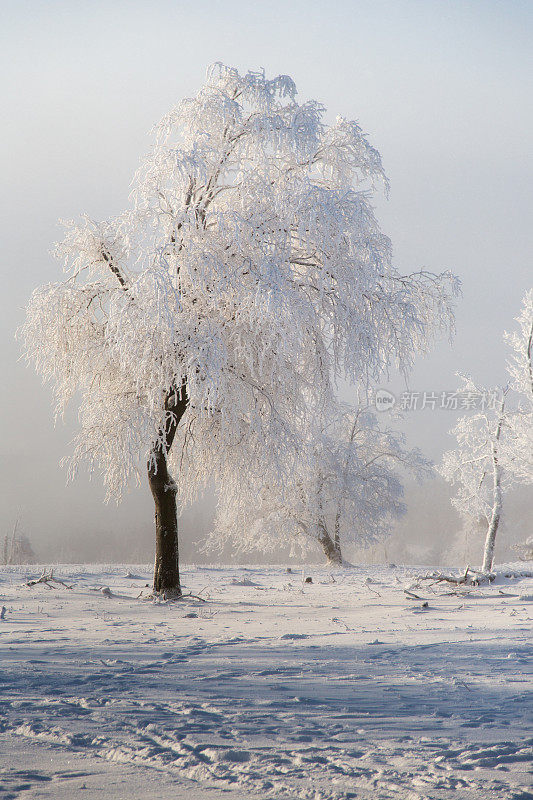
(26, 569, 72, 590)
(409, 566, 496, 589)
(403, 588, 424, 600)
(138, 588, 207, 603)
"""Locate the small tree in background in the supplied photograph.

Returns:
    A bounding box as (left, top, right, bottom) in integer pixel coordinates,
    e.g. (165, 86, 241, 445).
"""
(2, 519, 36, 565)
(513, 536, 533, 561)
(440, 291, 533, 573)
(504, 289, 533, 481)
(22, 65, 456, 595)
(440, 379, 512, 573)
(215, 402, 431, 564)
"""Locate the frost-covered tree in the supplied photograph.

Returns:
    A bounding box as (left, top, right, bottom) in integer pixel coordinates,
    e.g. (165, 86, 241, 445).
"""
(440, 379, 511, 573)
(513, 535, 533, 562)
(22, 64, 457, 596)
(214, 402, 431, 564)
(504, 289, 533, 482)
(2, 520, 36, 565)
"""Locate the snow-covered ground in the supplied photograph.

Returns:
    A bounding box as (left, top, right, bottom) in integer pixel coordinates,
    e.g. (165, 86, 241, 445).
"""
(1, 564, 531, 799)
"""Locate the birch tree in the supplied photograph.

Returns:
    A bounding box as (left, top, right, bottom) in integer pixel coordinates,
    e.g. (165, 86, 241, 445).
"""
(22, 64, 457, 596)
(440, 379, 511, 573)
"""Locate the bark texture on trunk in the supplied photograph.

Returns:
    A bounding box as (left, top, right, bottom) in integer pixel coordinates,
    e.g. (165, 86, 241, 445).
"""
(482, 446, 502, 573)
(148, 386, 188, 596)
(482, 402, 505, 574)
(149, 450, 180, 595)
(334, 510, 342, 555)
(318, 518, 343, 565)
(330, 412, 358, 568)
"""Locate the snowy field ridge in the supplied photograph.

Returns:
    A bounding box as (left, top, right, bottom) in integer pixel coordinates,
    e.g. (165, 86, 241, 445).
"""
(0, 563, 532, 799)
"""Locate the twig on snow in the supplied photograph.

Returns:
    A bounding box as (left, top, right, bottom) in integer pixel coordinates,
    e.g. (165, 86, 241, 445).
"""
(139, 588, 207, 603)
(26, 570, 73, 590)
(363, 582, 382, 597)
(403, 589, 424, 600)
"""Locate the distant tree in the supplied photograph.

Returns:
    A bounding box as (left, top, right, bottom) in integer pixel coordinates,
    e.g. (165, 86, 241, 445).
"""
(2, 519, 36, 565)
(214, 402, 431, 564)
(22, 64, 456, 596)
(440, 379, 512, 573)
(513, 535, 533, 562)
(440, 291, 533, 573)
(504, 289, 533, 482)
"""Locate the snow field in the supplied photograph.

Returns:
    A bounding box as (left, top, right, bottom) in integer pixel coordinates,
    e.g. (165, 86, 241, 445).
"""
(0, 564, 532, 799)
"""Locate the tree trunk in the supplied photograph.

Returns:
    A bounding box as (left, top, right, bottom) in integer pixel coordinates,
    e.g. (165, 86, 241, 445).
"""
(334, 510, 342, 554)
(331, 411, 359, 568)
(101, 252, 188, 595)
(482, 457, 502, 573)
(148, 450, 181, 595)
(318, 518, 343, 565)
(148, 386, 188, 596)
(482, 404, 505, 574)
(315, 467, 343, 565)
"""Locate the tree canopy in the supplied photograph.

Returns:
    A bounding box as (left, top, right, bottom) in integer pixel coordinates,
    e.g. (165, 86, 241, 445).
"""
(22, 65, 458, 584)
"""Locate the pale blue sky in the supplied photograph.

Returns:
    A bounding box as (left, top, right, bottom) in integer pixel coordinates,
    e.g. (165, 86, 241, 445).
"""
(1, 1, 532, 560)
